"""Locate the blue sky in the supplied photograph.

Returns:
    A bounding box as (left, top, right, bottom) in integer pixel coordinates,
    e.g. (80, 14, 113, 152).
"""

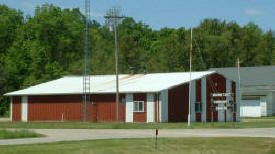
(0, 0, 274, 31)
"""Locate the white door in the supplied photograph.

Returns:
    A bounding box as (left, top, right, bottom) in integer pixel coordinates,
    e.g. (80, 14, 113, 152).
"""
(21, 96, 28, 122)
(260, 96, 267, 116)
(125, 94, 133, 122)
(218, 104, 225, 122)
(147, 94, 154, 123)
(240, 100, 261, 117)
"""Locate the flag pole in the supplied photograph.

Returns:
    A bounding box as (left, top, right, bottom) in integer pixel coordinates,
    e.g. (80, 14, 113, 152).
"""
(188, 28, 192, 127)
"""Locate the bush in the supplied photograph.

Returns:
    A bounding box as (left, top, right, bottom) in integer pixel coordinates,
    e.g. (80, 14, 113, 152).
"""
(3, 110, 10, 117)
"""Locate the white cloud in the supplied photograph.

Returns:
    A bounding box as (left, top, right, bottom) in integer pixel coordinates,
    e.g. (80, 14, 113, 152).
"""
(245, 8, 264, 16)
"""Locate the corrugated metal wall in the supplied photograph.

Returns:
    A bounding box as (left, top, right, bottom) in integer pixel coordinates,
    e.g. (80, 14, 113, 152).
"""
(28, 94, 126, 122)
(154, 94, 159, 122)
(167, 73, 229, 122)
(232, 82, 236, 121)
(196, 79, 202, 122)
(12, 96, 21, 121)
(91, 94, 125, 122)
(28, 95, 82, 121)
(133, 93, 147, 122)
(168, 84, 189, 122)
(206, 73, 226, 122)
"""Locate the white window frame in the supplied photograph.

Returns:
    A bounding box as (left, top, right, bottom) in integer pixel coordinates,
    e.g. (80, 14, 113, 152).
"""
(133, 101, 144, 112)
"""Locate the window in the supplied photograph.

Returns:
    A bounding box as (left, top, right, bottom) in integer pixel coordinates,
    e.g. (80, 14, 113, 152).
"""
(122, 97, 126, 106)
(195, 102, 202, 112)
(133, 101, 144, 112)
(214, 81, 218, 88)
(233, 103, 237, 112)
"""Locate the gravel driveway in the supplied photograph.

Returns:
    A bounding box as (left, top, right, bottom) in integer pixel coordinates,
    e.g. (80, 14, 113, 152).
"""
(1, 128, 275, 145)
(0, 118, 9, 122)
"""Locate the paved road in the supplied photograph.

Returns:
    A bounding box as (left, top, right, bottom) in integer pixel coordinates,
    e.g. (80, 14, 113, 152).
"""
(1, 128, 275, 145)
(0, 118, 9, 122)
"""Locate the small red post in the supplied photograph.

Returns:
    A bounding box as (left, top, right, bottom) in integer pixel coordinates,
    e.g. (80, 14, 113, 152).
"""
(155, 128, 158, 150)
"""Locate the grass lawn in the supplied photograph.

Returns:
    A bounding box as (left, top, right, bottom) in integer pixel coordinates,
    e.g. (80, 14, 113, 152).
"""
(242, 116, 275, 122)
(0, 137, 275, 154)
(0, 129, 42, 139)
(0, 119, 275, 129)
(243, 116, 275, 119)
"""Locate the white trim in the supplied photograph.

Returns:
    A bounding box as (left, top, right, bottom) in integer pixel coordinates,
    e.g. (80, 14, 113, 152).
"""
(201, 77, 207, 122)
(218, 103, 225, 122)
(156, 94, 159, 122)
(159, 89, 168, 122)
(133, 101, 144, 112)
(125, 94, 133, 122)
(265, 92, 273, 116)
(190, 80, 196, 122)
(236, 82, 241, 121)
(226, 79, 232, 122)
(10, 97, 13, 121)
(146, 93, 154, 123)
(21, 96, 28, 122)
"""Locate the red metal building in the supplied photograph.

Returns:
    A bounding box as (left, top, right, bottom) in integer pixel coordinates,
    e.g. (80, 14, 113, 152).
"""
(5, 72, 240, 122)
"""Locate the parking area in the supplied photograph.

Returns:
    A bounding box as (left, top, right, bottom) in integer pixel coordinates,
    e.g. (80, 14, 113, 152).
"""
(1, 128, 275, 145)
(0, 118, 9, 122)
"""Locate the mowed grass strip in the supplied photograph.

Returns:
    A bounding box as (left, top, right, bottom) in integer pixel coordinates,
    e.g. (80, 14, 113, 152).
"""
(1, 120, 275, 129)
(0, 137, 275, 154)
(243, 116, 275, 119)
(0, 129, 43, 139)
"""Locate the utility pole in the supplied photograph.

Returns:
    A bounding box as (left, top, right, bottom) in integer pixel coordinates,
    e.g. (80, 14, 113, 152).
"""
(188, 28, 192, 127)
(82, 0, 91, 122)
(104, 7, 126, 122)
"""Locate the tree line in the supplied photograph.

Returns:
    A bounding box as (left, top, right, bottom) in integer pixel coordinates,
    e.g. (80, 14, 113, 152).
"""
(0, 4, 274, 115)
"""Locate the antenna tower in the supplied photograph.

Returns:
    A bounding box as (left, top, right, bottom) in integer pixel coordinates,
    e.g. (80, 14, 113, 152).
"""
(83, 0, 91, 122)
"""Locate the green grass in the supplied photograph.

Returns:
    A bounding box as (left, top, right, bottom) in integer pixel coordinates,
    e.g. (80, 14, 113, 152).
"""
(0, 119, 275, 129)
(242, 116, 275, 120)
(0, 129, 43, 139)
(0, 137, 275, 154)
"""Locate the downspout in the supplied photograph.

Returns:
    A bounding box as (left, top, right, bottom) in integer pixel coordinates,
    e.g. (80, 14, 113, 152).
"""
(157, 93, 160, 123)
(10, 96, 13, 121)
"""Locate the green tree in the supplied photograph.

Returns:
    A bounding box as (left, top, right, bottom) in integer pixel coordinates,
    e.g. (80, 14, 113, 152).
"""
(0, 5, 23, 115)
(0, 5, 274, 116)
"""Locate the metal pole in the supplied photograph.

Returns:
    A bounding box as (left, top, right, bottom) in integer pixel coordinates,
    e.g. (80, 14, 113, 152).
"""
(155, 128, 158, 150)
(156, 94, 159, 123)
(211, 95, 214, 128)
(188, 28, 192, 126)
(157, 93, 160, 123)
(232, 94, 235, 128)
(237, 58, 241, 122)
(114, 24, 120, 122)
